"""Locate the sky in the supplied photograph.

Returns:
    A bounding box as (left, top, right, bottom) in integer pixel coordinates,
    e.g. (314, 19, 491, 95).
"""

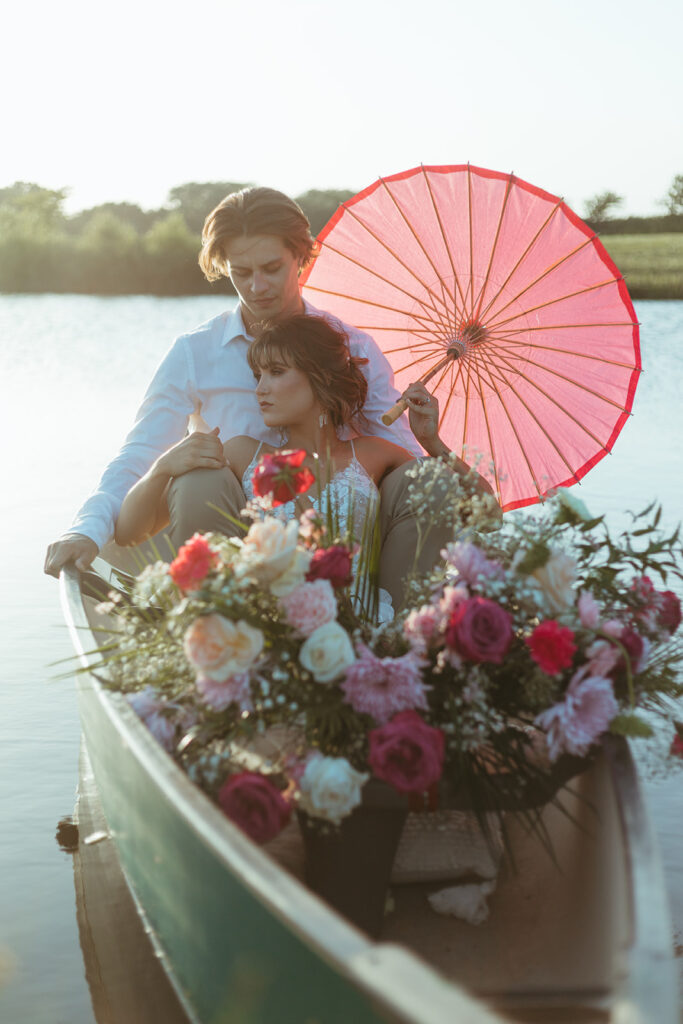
(2, 0, 681, 219)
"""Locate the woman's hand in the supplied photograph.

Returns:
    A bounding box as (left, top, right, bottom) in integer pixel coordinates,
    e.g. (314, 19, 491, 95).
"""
(402, 382, 446, 456)
(153, 427, 227, 479)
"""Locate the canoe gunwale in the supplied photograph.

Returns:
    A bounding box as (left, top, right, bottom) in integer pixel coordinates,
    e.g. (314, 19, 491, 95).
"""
(60, 563, 679, 1023)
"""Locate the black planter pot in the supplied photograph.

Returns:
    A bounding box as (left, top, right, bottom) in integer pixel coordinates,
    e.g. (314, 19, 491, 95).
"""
(297, 781, 408, 938)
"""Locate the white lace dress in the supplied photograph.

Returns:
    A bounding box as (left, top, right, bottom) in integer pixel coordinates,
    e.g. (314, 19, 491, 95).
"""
(241, 439, 393, 621)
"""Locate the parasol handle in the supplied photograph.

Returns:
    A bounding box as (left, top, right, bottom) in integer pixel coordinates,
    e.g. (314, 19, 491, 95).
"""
(381, 397, 409, 426)
(381, 341, 465, 427)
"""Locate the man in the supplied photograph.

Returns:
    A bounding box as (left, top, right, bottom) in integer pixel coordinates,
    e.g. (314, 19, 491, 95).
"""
(44, 186, 422, 581)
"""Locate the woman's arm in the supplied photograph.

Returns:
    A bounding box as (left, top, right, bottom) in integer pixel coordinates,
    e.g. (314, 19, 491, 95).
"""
(114, 428, 227, 546)
(401, 381, 497, 499)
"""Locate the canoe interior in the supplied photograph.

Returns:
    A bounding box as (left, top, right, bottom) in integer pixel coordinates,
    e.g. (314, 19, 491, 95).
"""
(62, 565, 678, 1024)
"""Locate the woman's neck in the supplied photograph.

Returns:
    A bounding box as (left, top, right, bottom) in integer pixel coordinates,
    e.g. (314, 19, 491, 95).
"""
(281, 422, 341, 457)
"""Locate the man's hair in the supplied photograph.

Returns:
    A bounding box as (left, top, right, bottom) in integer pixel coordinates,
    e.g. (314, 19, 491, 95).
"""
(247, 315, 369, 431)
(199, 186, 316, 282)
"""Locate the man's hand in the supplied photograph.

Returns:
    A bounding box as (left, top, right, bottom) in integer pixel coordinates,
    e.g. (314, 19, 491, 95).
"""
(44, 534, 99, 578)
(154, 427, 227, 479)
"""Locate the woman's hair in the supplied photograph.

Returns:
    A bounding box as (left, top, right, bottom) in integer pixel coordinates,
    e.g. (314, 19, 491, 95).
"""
(247, 315, 369, 431)
(199, 187, 317, 282)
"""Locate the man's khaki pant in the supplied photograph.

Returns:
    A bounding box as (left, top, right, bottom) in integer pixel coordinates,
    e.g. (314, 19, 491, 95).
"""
(102, 462, 456, 612)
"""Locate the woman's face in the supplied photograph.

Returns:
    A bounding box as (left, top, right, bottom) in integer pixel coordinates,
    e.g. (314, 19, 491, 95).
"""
(254, 356, 319, 429)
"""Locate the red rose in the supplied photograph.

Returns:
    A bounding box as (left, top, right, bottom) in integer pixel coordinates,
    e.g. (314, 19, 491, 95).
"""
(445, 596, 513, 664)
(306, 545, 353, 588)
(671, 732, 683, 758)
(368, 711, 445, 794)
(251, 449, 315, 507)
(658, 591, 681, 634)
(526, 620, 577, 675)
(218, 772, 291, 844)
(169, 533, 217, 591)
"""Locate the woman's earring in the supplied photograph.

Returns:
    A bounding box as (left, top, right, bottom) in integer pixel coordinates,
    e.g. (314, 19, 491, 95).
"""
(319, 411, 328, 428)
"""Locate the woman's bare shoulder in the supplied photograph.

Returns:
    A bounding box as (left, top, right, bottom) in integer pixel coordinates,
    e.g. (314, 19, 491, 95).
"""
(222, 435, 265, 477)
(352, 435, 414, 480)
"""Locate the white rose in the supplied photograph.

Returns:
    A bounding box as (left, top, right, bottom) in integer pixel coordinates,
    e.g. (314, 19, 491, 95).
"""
(532, 548, 577, 614)
(299, 621, 356, 683)
(299, 755, 368, 824)
(183, 615, 264, 681)
(270, 547, 312, 597)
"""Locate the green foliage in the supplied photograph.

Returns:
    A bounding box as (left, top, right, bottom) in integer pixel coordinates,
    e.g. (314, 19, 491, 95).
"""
(609, 713, 655, 738)
(167, 181, 250, 234)
(600, 233, 683, 299)
(295, 189, 355, 236)
(659, 173, 683, 216)
(583, 190, 624, 222)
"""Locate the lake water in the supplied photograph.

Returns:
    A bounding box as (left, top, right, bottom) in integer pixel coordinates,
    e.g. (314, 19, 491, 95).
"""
(0, 294, 682, 1021)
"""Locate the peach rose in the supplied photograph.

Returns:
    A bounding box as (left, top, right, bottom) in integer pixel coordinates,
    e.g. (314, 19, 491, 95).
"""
(183, 615, 264, 681)
(532, 548, 577, 614)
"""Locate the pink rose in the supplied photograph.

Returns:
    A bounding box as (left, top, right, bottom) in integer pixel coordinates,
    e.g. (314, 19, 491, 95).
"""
(368, 711, 445, 793)
(445, 597, 513, 664)
(613, 625, 646, 676)
(280, 579, 337, 636)
(251, 449, 315, 506)
(169, 533, 217, 591)
(306, 545, 353, 588)
(218, 772, 291, 844)
(526, 620, 577, 676)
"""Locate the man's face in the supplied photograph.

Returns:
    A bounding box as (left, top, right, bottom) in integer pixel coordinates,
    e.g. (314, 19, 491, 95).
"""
(223, 234, 304, 330)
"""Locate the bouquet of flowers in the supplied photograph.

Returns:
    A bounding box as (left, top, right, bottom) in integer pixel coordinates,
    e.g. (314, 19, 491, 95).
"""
(97, 452, 683, 847)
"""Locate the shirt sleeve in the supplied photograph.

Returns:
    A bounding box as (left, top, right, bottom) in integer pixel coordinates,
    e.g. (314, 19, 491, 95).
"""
(348, 327, 423, 457)
(68, 335, 198, 549)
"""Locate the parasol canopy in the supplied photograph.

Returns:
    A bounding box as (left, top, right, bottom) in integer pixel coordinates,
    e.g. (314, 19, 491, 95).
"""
(300, 164, 641, 511)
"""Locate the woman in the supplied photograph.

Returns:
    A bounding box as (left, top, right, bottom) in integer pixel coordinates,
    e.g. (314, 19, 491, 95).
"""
(115, 315, 493, 605)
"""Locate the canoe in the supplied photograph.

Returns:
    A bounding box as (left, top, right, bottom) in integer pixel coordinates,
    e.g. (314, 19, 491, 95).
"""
(60, 562, 680, 1024)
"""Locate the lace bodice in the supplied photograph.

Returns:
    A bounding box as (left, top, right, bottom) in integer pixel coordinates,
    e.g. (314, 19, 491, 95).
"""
(242, 440, 379, 542)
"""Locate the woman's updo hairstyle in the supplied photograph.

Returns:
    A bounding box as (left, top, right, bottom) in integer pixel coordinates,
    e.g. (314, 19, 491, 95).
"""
(247, 315, 368, 431)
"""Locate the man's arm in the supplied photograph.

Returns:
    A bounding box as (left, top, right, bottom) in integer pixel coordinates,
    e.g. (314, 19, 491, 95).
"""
(44, 336, 198, 576)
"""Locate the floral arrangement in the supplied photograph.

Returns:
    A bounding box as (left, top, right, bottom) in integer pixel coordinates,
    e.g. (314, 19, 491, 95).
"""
(97, 452, 683, 847)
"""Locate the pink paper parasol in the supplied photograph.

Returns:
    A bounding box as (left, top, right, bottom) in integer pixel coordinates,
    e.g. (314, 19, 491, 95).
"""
(300, 164, 641, 511)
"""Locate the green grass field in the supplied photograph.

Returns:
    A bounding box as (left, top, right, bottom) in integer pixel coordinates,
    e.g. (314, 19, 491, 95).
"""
(598, 233, 683, 299)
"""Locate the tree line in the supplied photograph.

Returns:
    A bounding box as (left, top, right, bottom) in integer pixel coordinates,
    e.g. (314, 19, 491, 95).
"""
(1, 177, 681, 295)
(0, 182, 354, 295)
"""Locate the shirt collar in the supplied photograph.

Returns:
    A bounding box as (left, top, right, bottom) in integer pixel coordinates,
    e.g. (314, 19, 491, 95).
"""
(220, 296, 321, 346)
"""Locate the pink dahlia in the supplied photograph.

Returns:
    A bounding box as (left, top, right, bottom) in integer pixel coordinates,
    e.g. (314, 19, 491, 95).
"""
(526, 620, 577, 676)
(441, 541, 502, 586)
(341, 643, 428, 723)
(535, 667, 618, 761)
(280, 578, 337, 636)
